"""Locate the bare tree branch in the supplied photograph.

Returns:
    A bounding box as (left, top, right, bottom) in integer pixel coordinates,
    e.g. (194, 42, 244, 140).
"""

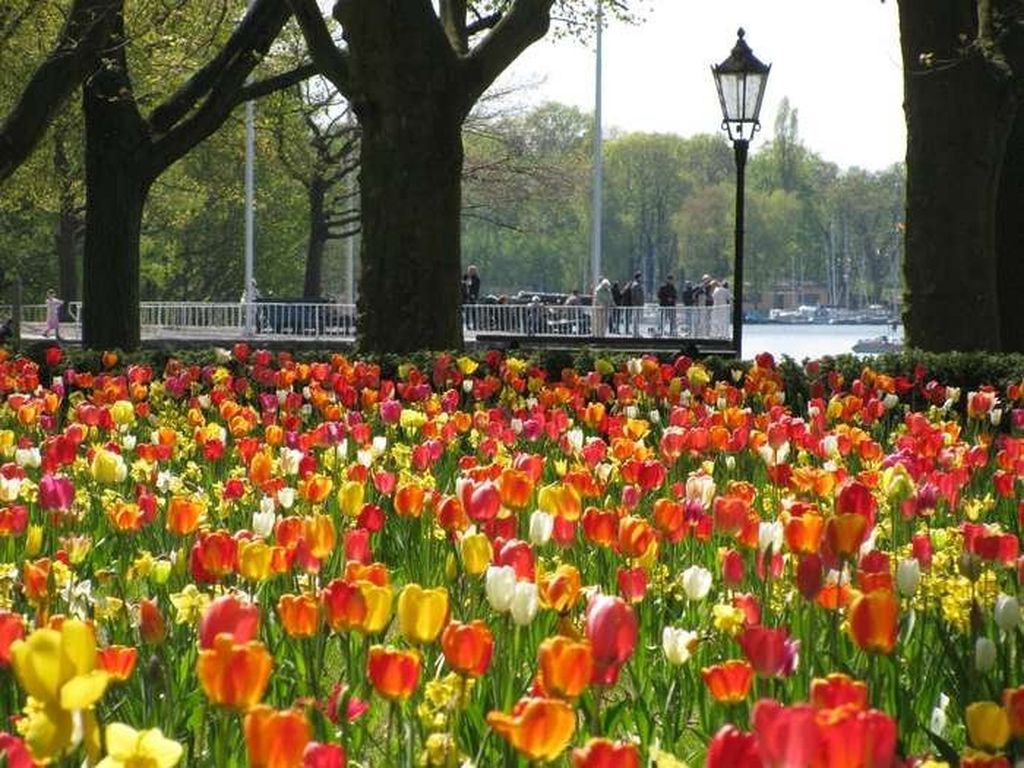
(235, 62, 317, 104)
(0, 0, 120, 183)
(287, 0, 351, 92)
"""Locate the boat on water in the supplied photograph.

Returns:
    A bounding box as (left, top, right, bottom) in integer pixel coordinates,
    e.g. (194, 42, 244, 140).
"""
(852, 335, 903, 354)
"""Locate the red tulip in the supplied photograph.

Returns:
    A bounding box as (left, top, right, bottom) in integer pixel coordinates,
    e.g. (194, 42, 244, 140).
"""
(738, 626, 799, 678)
(585, 594, 637, 686)
(0, 612, 25, 666)
(706, 725, 761, 768)
(752, 699, 820, 767)
(811, 674, 868, 712)
(571, 737, 641, 768)
(302, 742, 346, 768)
(199, 594, 260, 649)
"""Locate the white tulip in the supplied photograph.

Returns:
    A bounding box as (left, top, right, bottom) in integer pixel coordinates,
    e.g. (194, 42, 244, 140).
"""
(280, 448, 303, 476)
(528, 511, 554, 546)
(680, 565, 712, 602)
(995, 594, 1021, 632)
(975, 636, 997, 672)
(485, 565, 517, 613)
(758, 521, 784, 555)
(895, 558, 921, 597)
(15, 447, 41, 468)
(662, 626, 698, 666)
(276, 486, 296, 510)
(510, 582, 539, 626)
(252, 508, 277, 539)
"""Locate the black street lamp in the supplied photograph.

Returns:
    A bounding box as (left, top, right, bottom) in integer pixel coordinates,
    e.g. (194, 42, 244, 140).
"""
(712, 28, 770, 360)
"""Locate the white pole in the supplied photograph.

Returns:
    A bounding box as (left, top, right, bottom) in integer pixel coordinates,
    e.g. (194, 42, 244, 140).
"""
(243, 0, 256, 335)
(589, 0, 603, 293)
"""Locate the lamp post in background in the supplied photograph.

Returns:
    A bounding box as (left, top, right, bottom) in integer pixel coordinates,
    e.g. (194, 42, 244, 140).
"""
(712, 28, 770, 359)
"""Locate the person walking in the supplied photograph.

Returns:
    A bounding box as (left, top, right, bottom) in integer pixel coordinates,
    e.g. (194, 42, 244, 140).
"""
(44, 289, 63, 340)
(593, 278, 613, 338)
(657, 275, 678, 336)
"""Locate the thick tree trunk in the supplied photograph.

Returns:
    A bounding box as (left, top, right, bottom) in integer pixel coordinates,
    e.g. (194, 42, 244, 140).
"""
(303, 176, 328, 298)
(898, 0, 1015, 351)
(338, 1, 465, 352)
(997, 97, 1024, 351)
(356, 104, 464, 351)
(81, 14, 149, 350)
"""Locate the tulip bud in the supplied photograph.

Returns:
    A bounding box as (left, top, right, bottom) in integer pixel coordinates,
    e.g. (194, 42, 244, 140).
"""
(995, 594, 1021, 632)
(895, 558, 920, 597)
(510, 582, 539, 626)
(485, 565, 516, 613)
(975, 636, 997, 672)
(681, 565, 712, 601)
(529, 511, 554, 546)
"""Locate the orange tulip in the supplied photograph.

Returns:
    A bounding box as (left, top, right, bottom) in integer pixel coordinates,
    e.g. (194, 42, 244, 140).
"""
(487, 697, 576, 762)
(244, 705, 312, 768)
(441, 620, 494, 677)
(166, 495, 205, 535)
(616, 515, 657, 559)
(277, 593, 320, 638)
(702, 660, 754, 704)
(538, 635, 593, 699)
(394, 482, 426, 518)
(197, 635, 273, 710)
(108, 502, 144, 532)
(97, 645, 138, 681)
(824, 513, 869, 561)
(848, 589, 898, 654)
(367, 645, 421, 700)
(303, 514, 336, 560)
(811, 673, 869, 711)
(783, 511, 824, 555)
(572, 738, 641, 768)
(499, 468, 534, 510)
(139, 598, 167, 645)
(298, 473, 333, 505)
(538, 564, 582, 614)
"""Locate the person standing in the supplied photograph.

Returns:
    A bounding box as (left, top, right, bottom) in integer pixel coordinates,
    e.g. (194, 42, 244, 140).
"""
(627, 271, 644, 336)
(657, 275, 678, 336)
(711, 279, 733, 337)
(610, 281, 623, 334)
(466, 265, 480, 303)
(44, 289, 63, 340)
(593, 278, 613, 338)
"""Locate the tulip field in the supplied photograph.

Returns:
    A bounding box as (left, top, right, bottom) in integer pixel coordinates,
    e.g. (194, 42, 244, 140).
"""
(3, 345, 1024, 767)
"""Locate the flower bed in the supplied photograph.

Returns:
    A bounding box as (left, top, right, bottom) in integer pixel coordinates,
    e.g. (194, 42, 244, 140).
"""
(0, 344, 1022, 766)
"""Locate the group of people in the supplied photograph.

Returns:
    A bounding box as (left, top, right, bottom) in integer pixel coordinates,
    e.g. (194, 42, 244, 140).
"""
(592, 272, 733, 337)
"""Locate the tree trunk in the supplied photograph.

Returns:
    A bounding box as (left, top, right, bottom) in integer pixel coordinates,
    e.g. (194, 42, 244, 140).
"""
(997, 96, 1024, 351)
(356, 104, 464, 351)
(81, 13, 149, 350)
(898, 0, 1015, 351)
(303, 175, 328, 298)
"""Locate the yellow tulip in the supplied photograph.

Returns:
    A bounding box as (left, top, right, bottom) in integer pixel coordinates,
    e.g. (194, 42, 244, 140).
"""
(238, 539, 274, 581)
(10, 620, 110, 763)
(397, 584, 449, 645)
(460, 533, 492, 576)
(358, 582, 394, 635)
(91, 448, 127, 484)
(965, 701, 1011, 751)
(109, 400, 136, 426)
(97, 723, 183, 768)
(338, 480, 365, 518)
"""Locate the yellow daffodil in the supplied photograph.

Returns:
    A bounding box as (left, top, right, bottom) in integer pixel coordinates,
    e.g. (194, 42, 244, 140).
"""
(11, 620, 109, 763)
(97, 723, 183, 768)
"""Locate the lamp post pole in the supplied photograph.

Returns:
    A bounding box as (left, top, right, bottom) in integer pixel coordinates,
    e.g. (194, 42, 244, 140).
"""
(732, 138, 748, 359)
(243, 0, 256, 337)
(590, 0, 603, 292)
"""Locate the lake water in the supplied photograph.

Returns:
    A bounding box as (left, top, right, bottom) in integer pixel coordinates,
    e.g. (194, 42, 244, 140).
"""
(743, 324, 901, 361)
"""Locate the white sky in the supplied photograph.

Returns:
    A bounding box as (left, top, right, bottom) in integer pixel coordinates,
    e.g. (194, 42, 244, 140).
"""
(498, 1, 906, 171)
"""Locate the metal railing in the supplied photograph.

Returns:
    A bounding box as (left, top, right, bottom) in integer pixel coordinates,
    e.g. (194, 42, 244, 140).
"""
(463, 303, 733, 340)
(7, 301, 732, 342)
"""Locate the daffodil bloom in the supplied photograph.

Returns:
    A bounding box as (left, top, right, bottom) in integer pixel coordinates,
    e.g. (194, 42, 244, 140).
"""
(97, 723, 182, 768)
(10, 620, 110, 763)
